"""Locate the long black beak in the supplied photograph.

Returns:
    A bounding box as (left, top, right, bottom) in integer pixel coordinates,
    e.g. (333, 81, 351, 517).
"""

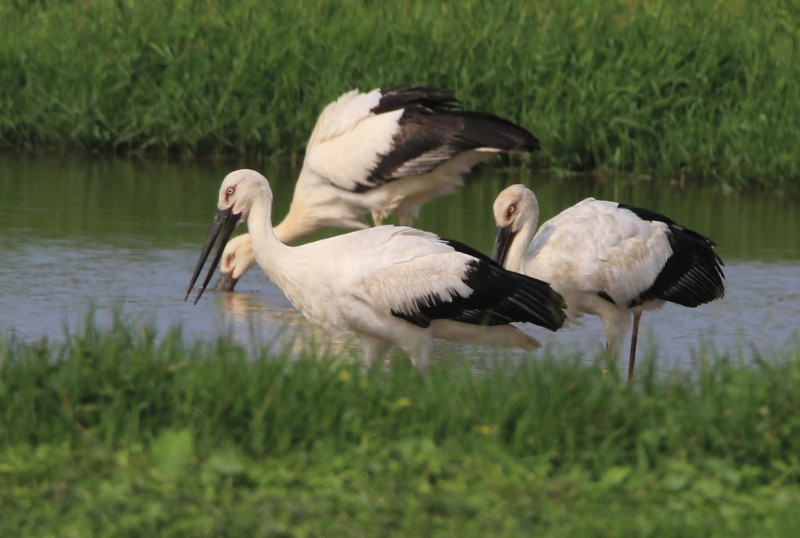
(185, 207, 241, 304)
(492, 225, 516, 267)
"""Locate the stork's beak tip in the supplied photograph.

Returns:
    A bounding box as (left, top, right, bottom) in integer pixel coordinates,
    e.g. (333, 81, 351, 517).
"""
(214, 271, 239, 292)
(186, 207, 240, 305)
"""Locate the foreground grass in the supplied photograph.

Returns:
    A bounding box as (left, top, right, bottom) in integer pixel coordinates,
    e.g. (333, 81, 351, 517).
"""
(1, 0, 798, 190)
(2, 317, 800, 536)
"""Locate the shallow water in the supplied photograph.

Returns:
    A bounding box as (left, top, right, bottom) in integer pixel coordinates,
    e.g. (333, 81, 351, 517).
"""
(1, 153, 798, 371)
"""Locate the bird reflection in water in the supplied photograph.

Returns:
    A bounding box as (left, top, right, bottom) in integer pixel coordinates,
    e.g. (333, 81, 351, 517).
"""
(219, 290, 361, 362)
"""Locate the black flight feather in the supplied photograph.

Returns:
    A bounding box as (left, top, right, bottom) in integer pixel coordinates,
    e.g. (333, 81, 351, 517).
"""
(391, 239, 567, 331)
(618, 203, 726, 308)
(350, 85, 539, 193)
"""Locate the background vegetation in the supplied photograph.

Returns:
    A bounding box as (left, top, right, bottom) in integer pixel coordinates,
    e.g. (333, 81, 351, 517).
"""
(1, 0, 798, 189)
(2, 316, 800, 535)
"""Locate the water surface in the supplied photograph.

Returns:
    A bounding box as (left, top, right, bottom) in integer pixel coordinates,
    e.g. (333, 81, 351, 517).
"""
(1, 153, 797, 371)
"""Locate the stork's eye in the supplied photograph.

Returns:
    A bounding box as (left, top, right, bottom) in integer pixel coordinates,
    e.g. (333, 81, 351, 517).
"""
(507, 203, 517, 219)
(224, 186, 236, 203)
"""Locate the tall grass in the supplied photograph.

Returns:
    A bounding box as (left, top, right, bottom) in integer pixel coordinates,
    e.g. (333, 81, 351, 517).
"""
(3, 313, 800, 470)
(2, 314, 800, 535)
(1, 0, 798, 189)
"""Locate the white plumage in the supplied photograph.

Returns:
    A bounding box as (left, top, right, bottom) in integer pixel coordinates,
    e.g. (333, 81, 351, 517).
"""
(492, 184, 725, 378)
(213, 84, 539, 291)
(187, 170, 566, 369)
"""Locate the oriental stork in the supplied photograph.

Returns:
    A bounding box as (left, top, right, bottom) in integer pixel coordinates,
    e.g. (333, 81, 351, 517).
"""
(492, 184, 725, 379)
(187, 170, 566, 369)
(214, 84, 539, 291)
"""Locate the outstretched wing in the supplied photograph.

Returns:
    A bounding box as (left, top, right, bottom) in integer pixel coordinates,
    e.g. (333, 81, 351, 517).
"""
(304, 86, 540, 194)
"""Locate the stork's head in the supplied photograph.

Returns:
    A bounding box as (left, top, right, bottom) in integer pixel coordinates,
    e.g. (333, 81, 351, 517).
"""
(214, 233, 255, 292)
(491, 184, 539, 267)
(186, 169, 271, 304)
(217, 169, 271, 217)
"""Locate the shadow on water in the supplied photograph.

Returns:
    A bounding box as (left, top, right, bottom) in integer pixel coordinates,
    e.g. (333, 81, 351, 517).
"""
(1, 153, 798, 372)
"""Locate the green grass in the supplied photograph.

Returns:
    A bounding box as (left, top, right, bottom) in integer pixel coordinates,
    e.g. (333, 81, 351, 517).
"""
(1, 0, 798, 190)
(2, 314, 800, 535)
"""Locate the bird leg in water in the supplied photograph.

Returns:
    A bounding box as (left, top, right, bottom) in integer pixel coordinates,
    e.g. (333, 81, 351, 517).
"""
(602, 341, 613, 378)
(628, 308, 643, 381)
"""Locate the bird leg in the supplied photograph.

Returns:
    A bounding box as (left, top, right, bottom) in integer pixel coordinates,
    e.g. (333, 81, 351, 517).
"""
(358, 334, 391, 369)
(397, 213, 414, 227)
(397, 332, 432, 372)
(601, 341, 613, 378)
(628, 308, 643, 381)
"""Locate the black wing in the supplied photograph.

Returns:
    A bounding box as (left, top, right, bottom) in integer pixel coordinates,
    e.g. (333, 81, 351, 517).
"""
(351, 85, 540, 193)
(391, 239, 566, 331)
(619, 203, 726, 307)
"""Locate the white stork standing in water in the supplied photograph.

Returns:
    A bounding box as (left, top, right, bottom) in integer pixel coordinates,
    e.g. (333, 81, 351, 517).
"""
(213, 84, 540, 291)
(187, 170, 566, 369)
(491, 184, 725, 379)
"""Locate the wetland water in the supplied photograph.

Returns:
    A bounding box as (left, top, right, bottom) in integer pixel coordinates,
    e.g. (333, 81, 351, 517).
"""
(1, 153, 798, 371)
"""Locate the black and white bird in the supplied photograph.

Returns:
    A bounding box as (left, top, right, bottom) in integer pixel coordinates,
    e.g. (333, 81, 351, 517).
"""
(213, 84, 540, 291)
(188, 170, 566, 369)
(492, 184, 725, 379)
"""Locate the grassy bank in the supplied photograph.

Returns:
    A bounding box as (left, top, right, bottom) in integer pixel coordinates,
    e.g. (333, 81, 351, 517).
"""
(2, 316, 800, 535)
(1, 0, 798, 190)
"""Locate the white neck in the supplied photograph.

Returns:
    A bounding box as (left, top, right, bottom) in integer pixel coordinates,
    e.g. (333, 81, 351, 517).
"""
(273, 206, 318, 244)
(272, 166, 371, 244)
(506, 207, 540, 273)
(246, 183, 292, 286)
